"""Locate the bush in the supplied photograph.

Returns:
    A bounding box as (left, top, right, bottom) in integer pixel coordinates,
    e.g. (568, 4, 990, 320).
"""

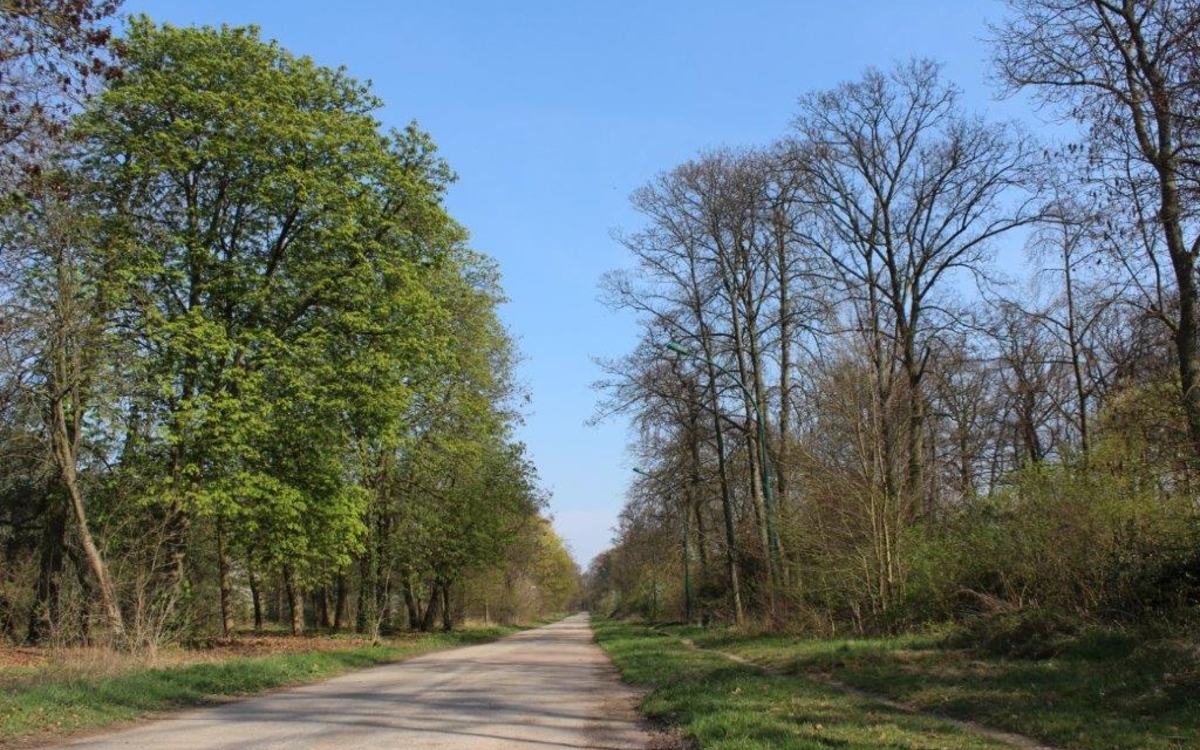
(904, 460, 1200, 627)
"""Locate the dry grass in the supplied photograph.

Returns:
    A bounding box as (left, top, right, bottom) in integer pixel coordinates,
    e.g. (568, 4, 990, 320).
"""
(0, 634, 395, 688)
(0, 626, 520, 746)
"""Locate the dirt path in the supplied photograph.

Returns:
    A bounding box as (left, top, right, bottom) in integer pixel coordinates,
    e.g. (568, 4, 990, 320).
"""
(53, 614, 655, 750)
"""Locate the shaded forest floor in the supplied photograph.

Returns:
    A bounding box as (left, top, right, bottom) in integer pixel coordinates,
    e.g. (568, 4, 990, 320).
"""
(0, 625, 520, 748)
(593, 618, 1200, 750)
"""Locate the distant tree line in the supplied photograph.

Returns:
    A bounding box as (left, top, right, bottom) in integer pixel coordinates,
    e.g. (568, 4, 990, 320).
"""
(590, 0, 1200, 634)
(0, 4, 580, 648)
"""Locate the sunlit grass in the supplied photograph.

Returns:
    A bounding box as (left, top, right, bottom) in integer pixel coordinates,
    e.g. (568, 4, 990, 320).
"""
(675, 623, 1200, 750)
(592, 619, 1018, 750)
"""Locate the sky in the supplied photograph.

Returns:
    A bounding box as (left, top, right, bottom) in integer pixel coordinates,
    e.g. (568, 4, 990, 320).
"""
(119, 0, 1037, 567)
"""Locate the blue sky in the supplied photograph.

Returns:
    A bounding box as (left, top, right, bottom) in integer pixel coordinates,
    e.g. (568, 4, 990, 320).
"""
(121, 0, 1033, 567)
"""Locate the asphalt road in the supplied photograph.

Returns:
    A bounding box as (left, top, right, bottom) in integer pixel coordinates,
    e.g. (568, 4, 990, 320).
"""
(57, 614, 654, 750)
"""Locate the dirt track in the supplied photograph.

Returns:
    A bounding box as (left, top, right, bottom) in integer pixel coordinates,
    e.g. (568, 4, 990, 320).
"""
(55, 614, 654, 750)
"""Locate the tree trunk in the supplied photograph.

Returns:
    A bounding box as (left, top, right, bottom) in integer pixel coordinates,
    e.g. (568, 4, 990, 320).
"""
(49, 394, 124, 642)
(419, 584, 440, 632)
(284, 566, 303, 636)
(26, 492, 68, 644)
(1172, 255, 1200, 457)
(153, 503, 190, 632)
(726, 284, 772, 568)
(739, 278, 783, 588)
(440, 583, 452, 632)
(355, 554, 368, 634)
(685, 244, 743, 623)
(248, 561, 263, 632)
(1061, 239, 1091, 458)
(316, 586, 333, 629)
(704, 362, 744, 625)
(774, 207, 794, 592)
(333, 571, 349, 632)
(402, 574, 421, 630)
(66, 544, 97, 645)
(1117, 0, 1200, 461)
(376, 573, 392, 635)
(217, 518, 234, 638)
(686, 385, 710, 574)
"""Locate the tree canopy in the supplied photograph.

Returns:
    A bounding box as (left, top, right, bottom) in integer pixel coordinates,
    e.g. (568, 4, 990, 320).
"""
(0, 14, 578, 647)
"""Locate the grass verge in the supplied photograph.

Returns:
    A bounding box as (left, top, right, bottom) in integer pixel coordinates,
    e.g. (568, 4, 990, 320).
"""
(591, 618, 1025, 750)
(680, 624, 1200, 750)
(0, 626, 517, 747)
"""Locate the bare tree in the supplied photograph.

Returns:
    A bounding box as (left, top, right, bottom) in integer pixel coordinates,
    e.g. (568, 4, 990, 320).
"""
(1021, 189, 1130, 458)
(991, 300, 1072, 465)
(992, 0, 1200, 454)
(790, 59, 1041, 502)
(781, 59, 1040, 609)
(599, 145, 835, 619)
(0, 0, 122, 645)
(926, 333, 1004, 502)
(3, 184, 126, 641)
(0, 0, 120, 193)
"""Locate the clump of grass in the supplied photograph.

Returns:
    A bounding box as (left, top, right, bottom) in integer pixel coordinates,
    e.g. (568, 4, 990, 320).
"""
(945, 608, 1096, 659)
(674, 618, 1200, 750)
(0, 626, 516, 745)
(592, 619, 1018, 750)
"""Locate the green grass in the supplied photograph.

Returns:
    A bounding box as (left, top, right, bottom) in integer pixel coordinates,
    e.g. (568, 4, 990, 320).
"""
(678, 624, 1200, 750)
(591, 619, 1021, 750)
(0, 626, 516, 746)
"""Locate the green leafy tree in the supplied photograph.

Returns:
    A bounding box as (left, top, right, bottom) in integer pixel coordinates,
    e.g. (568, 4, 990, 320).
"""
(70, 18, 459, 635)
(369, 248, 543, 632)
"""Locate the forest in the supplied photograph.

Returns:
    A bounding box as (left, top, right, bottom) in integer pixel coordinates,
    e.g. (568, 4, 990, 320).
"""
(0, 4, 580, 649)
(590, 0, 1200, 637)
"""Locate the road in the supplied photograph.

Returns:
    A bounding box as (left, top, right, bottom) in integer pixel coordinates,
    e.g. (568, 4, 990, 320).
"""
(57, 614, 654, 750)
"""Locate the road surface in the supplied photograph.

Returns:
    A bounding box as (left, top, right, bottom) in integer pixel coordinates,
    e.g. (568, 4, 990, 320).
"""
(57, 614, 654, 750)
